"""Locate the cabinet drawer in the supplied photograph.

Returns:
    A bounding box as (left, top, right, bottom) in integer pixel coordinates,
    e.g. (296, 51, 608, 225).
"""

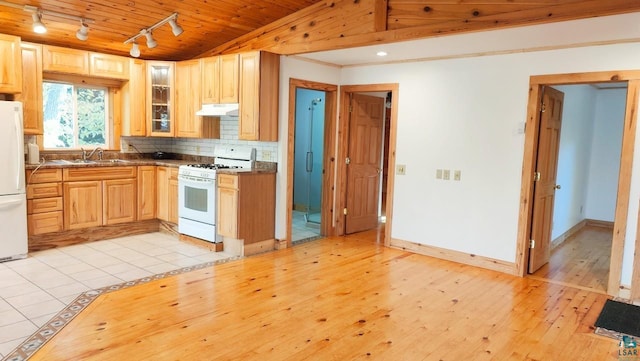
(27, 168, 62, 183)
(217, 174, 238, 189)
(27, 183, 62, 199)
(27, 197, 63, 214)
(28, 211, 64, 235)
(64, 166, 136, 181)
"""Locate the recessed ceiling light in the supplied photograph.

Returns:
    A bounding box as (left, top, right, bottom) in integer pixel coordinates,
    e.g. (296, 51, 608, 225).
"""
(376, 51, 388, 57)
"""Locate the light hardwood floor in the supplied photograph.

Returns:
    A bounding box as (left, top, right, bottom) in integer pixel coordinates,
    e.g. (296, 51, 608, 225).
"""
(531, 225, 612, 293)
(30, 227, 618, 360)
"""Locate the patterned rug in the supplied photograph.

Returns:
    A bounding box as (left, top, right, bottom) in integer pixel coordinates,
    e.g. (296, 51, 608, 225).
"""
(3, 256, 240, 361)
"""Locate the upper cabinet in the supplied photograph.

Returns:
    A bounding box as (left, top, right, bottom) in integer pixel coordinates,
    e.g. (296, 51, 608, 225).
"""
(0, 34, 22, 94)
(176, 59, 220, 139)
(43, 45, 89, 75)
(16, 43, 43, 135)
(122, 59, 146, 136)
(147, 61, 175, 137)
(201, 53, 239, 104)
(42, 45, 129, 79)
(239, 51, 280, 141)
(89, 53, 129, 80)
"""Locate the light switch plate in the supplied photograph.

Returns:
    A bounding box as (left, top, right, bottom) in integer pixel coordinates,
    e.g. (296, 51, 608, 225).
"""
(443, 169, 450, 180)
(454, 170, 461, 181)
(396, 164, 406, 175)
(436, 169, 443, 179)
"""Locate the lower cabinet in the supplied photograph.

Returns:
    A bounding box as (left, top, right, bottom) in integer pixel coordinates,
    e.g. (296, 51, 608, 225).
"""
(216, 172, 275, 243)
(63, 166, 137, 230)
(26, 168, 63, 235)
(157, 166, 178, 223)
(137, 166, 156, 220)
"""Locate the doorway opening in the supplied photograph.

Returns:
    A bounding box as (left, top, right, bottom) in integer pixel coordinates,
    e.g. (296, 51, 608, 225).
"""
(516, 71, 640, 298)
(292, 88, 326, 243)
(526, 83, 627, 293)
(286, 79, 338, 247)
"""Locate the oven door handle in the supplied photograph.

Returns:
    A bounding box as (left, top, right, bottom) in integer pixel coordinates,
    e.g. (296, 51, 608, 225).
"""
(178, 175, 215, 184)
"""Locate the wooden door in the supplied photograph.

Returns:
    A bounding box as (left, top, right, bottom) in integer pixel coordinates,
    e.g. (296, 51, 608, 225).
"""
(0, 34, 22, 94)
(168, 168, 179, 224)
(219, 54, 239, 103)
(122, 59, 146, 136)
(156, 167, 169, 221)
(201, 56, 220, 104)
(345, 93, 385, 234)
(529, 86, 564, 273)
(217, 174, 239, 238)
(239, 51, 260, 140)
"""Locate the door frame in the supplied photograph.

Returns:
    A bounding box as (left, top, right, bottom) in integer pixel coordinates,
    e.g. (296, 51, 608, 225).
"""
(337, 84, 399, 245)
(286, 78, 338, 247)
(515, 70, 640, 297)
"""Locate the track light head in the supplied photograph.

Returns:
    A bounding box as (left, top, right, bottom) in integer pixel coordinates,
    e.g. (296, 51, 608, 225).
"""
(32, 12, 46, 34)
(144, 31, 157, 49)
(168, 18, 183, 36)
(129, 42, 140, 57)
(76, 21, 89, 41)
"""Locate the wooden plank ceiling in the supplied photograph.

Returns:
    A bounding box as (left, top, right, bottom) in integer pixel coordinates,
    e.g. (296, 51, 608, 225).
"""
(0, 0, 637, 61)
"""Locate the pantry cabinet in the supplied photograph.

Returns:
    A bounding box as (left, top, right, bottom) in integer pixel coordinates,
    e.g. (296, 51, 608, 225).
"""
(147, 61, 175, 137)
(16, 42, 43, 135)
(238, 51, 279, 141)
(26, 168, 63, 235)
(0, 33, 22, 94)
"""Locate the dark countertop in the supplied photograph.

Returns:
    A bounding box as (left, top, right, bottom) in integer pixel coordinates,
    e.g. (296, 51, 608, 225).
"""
(25, 159, 192, 170)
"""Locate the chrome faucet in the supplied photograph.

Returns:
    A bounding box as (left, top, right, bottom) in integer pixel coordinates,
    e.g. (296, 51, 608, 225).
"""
(81, 147, 104, 161)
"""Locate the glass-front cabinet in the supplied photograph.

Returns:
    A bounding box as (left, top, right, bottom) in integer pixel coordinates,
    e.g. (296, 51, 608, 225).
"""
(146, 61, 175, 137)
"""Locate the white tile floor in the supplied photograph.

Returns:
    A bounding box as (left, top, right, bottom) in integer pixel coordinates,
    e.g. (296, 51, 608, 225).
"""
(0, 232, 234, 359)
(292, 210, 321, 243)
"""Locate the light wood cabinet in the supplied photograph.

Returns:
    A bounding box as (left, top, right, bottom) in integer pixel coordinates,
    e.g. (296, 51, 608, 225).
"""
(216, 172, 275, 243)
(103, 178, 136, 225)
(0, 33, 22, 94)
(16, 43, 43, 135)
(239, 51, 279, 141)
(26, 168, 63, 235)
(147, 61, 175, 137)
(89, 52, 129, 79)
(157, 166, 178, 223)
(201, 54, 239, 104)
(122, 59, 146, 136)
(176, 59, 220, 139)
(43, 45, 89, 75)
(64, 180, 102, 230)
(63, 166, 137, 230)
(137, 166, 156, 220)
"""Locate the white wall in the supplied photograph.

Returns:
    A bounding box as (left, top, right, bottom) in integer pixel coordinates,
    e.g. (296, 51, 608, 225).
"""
(551, 85, 596, 240)
(336, 42, 640, 280)
(585, 88, 627, 222)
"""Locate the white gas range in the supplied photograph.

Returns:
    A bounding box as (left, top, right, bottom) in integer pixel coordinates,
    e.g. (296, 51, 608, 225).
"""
(177, 146, 255, 243)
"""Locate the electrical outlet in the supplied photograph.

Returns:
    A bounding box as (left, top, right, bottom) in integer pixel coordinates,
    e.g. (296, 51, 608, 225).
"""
(127, 143, 133, 151)
(396, 164, 406, 175)
(263, 150, 273, 161)
(454, 170, 461, 181)
(443, 169, 450, 180)
(196, 145, 201, 154)
(436, 169, 443, 179)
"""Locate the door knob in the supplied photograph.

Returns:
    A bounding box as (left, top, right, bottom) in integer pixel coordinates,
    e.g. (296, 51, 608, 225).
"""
(554, 184, 561, 190)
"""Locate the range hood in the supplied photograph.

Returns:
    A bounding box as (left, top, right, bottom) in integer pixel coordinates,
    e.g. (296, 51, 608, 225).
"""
(196, 103, 239, 117)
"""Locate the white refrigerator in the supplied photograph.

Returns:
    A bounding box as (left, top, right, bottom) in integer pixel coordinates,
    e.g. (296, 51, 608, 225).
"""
(0, 101, 27, 261)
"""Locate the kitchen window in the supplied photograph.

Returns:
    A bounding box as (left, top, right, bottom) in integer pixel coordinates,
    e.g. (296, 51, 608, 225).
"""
(42, 81, 111, 149)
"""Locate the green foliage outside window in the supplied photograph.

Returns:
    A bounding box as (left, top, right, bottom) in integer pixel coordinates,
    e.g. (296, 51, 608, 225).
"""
(43, 82, 108, 149)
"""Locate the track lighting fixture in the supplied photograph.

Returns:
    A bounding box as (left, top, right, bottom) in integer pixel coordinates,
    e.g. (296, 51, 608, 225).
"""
(0, 1, 94, 39)
(129, 42, 141, 58)
(168, 18, 183, 36)
(124, 13, 184, 58)
(144, 31, 157, 49)
(76, 21, 89, 41)
(31, 12, 46, 34)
